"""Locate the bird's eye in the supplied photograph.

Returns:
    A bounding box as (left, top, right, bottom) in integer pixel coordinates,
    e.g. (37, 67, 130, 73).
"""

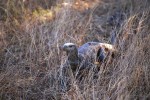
(69, 45, 73, 48)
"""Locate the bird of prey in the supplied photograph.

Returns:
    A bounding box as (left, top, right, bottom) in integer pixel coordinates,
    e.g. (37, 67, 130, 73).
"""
(62, 42, 115, 73)
(59, 42, 115, 91)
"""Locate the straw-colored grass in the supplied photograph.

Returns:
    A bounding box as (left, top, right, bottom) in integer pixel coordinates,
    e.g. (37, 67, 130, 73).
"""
(0, 0, 150, 99)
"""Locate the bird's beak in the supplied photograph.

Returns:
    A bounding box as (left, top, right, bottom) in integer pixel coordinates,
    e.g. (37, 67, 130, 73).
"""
(61, 45, 67, 51)
(59, 45, 64, 50)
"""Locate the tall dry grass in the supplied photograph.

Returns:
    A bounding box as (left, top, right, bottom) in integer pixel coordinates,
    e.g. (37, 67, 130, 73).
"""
(0, 0, 150, 99)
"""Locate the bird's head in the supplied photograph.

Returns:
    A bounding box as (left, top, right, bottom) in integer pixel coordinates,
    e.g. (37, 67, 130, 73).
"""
(62, 43, 77, 53)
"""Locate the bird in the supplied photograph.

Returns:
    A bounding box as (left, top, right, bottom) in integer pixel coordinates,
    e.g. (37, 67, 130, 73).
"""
(62, 42, 115, 73)
(59, 42, 115, 91)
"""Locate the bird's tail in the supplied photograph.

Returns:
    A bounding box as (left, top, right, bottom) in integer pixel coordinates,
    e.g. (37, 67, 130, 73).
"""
(99, 43, 115, 52)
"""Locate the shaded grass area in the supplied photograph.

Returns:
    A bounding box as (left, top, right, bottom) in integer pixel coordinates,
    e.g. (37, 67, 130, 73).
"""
(0, 0, 150, 99)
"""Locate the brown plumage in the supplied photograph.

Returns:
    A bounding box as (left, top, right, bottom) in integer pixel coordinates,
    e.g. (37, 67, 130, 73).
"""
(62, 42, 115, 73)
(59, 42, 115, 91)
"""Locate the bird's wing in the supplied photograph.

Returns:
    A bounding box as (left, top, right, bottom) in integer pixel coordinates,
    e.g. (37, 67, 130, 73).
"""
(78, 42, 100, 55)
(78, 42, 115, 55)
(77, 42, 115, 65)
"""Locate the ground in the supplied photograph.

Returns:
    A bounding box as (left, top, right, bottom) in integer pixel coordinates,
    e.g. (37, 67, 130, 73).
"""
(0, 0, 150, 100)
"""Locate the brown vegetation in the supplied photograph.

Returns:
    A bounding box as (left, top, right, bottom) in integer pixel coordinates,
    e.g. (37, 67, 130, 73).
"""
(0, 0, 150, 99)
